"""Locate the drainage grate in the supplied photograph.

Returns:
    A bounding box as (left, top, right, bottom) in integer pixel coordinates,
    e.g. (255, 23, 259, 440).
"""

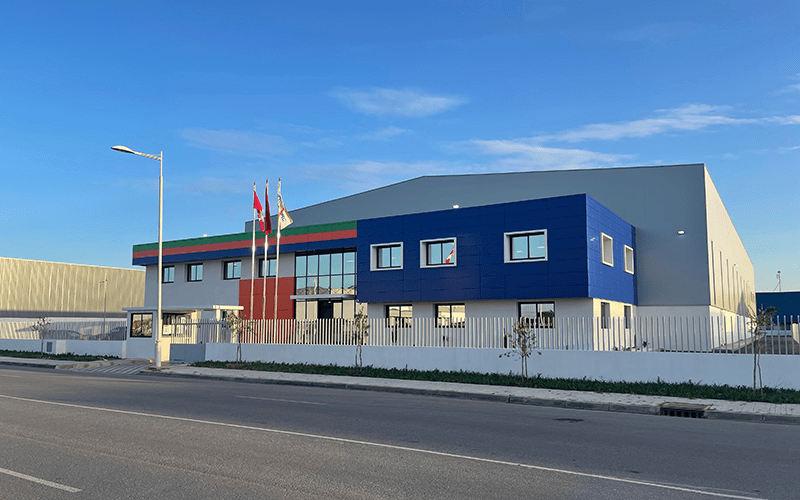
(659, 402, 708, 418)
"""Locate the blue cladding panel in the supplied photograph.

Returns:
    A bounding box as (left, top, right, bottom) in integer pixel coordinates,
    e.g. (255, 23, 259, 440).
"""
(586, 196, 637, 305)
(356, 193, 634, 303)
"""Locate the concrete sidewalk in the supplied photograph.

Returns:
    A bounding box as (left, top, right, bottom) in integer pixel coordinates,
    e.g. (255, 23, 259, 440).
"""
(4, 355, 799, 425)
(150, 364, 800, 425)
(0, 355, 147, 370)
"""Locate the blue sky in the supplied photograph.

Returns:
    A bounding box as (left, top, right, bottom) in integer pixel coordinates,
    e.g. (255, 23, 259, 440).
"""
(1, 1, 798, 292)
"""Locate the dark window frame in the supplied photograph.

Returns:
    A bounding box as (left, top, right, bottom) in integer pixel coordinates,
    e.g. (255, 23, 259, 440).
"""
(518, 302, 555, 328)
(223, 260, 241, 280)
(162, 265, 175, 284)
(187, 263, 203, 282)
(435, 303, 465, 328)
(506, 230, 548, 262)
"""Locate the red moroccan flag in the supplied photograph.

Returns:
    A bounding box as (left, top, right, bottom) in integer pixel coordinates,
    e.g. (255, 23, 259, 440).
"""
(253, 185, 266, 233)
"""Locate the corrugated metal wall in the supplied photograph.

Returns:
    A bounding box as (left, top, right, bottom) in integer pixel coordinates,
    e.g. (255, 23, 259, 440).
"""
(0, 258, 145, 318)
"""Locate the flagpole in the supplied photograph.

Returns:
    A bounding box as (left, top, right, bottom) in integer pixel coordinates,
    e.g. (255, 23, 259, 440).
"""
(268, 180, 277, 321)
(274, 178, 293, 321)
(250, 182, 257, 322)
(274, 222, 281, 321)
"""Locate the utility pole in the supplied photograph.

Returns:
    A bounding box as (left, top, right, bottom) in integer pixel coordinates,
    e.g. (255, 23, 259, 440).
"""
(100, 279, 108, 336)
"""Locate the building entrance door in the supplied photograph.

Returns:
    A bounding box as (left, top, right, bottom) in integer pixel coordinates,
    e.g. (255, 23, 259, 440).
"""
(318, 300, 335, 319)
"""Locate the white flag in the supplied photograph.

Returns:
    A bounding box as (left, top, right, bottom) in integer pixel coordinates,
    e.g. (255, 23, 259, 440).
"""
(276, 178, 293, 230)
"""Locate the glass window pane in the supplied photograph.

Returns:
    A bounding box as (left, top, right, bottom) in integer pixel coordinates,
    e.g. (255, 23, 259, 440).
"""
(391, 246, 402, 267)
(529, 233, 546, 260)
(318, 254, 331, 275)
(442, 241, 455, 264)
(539, 303, 555, 327)
(452, 304, 465, 326)
(295, 255, 306, 277)
(331, 253, 343, 274)
(331, 275, 343, 293)
(519, 303, 537, 318)
(295, 277, 306, 295)
(318, 276, 330, 294)
(344, 252, 356, 274)
(343, 274, 355, 294)
(429, 243, 442, 265)
(387, 305, 399, 318)
(269, 258, 277, 277)
(512, 236, 528, 260)
(379, 247, 391, 268)
(307, 255, 318, 276)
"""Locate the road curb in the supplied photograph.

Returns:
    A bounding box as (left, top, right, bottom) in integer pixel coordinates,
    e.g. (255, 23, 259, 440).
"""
(54, 359, 148, 370)
(141, 368, 800, 425)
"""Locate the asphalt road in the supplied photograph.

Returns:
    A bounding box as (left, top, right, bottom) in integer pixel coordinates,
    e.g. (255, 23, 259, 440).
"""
(0, 365, 796, 500)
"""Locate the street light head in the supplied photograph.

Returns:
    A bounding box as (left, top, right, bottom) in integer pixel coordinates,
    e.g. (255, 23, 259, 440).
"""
(111, 145, 135, 154)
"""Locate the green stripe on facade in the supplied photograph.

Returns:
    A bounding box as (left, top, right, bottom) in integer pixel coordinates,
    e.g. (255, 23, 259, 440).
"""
(132, 220, 357, 252)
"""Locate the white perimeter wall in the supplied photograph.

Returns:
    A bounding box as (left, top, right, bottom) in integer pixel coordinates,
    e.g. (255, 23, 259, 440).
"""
(204, 343, 800, 390)
(0, 339, 126, 358)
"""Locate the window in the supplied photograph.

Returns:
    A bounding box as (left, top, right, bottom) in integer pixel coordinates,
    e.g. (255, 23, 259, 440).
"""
(624, 305, 632, 329)
(187, 263, 203, 282)
(371, 243, 403, 270)
(601, 233, 613, 267)
(505, 230, 547, 262)
(162, 266, 175, 283)
(624, 245, 634, 274)
(386, 304, 412, 327)
(258, 257, 277, 278)
(223, 260, 241, 280)
(518, 302, 555, 328)
(600, 301, 610, 328)
(130, 313, 153, 338)
(295, 251, 356, 296)
(421, 238, 456, 267)
(436, 304, 465, 327)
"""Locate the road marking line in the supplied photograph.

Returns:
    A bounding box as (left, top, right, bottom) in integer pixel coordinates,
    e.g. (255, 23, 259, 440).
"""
(236, 395, 327, 405)
(0, 393, 764, 500)
(0, 466, 81, 493)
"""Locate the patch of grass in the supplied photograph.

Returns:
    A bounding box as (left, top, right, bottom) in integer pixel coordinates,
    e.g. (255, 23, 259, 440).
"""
(192, 360, 800, 405)
(0, 349, 118, 362)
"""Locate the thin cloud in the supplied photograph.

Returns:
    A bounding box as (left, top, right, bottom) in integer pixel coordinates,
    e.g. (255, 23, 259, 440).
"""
(358, 126, 408, 141)
(536, 105, 759, 143)
(464, 140, 631, 170)
(181, 128, 293, 157)
(300, 159, 463, 192)
(331, 87, 467, 117)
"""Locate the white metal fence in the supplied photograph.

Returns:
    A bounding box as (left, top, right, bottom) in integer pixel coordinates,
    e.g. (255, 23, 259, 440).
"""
(163, 315, 799, 355)
(0, 319, 128, 341)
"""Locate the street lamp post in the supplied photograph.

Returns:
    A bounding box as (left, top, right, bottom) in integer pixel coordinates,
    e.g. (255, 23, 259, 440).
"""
(112, 145, 164, 368)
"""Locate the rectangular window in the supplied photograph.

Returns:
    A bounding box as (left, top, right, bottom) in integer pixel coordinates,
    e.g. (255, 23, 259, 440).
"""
(518, 302, 555, 328)
(601, 233, 614, 267)
(624, 245, 634, 274)
(601, 301, 610, 328)
(624, 305, 632, 329)
(421, 238, 456, 268)
(371, 243, 403, 270)
(223, 260, 241, 280)
(258, 257, 277, 278)
(162, 266, 175, 283)
(187, 263, 203, 282)
(435, 304, 465, 328)
(506, 230, 547, 262)
(130, 313, 153, 338)
(386, 304, 412, 328)
(295, 250, 356, 296)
